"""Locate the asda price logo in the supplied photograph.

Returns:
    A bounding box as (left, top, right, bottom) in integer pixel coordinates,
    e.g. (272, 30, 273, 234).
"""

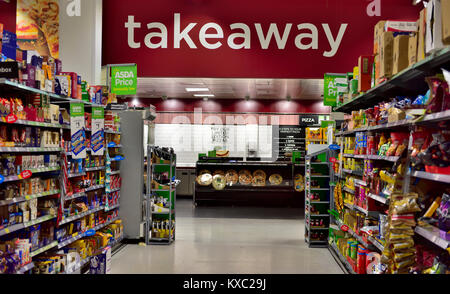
(111, 65, 137, 95)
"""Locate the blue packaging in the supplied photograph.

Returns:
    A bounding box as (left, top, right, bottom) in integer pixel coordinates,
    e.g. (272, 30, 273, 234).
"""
(1, 30, 16, 60)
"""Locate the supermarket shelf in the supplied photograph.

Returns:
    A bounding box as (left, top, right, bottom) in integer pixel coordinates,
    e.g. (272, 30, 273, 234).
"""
(368, 193, 389, 205)
(309, 188, 330, 191)
(0, 119, 66, 129)
(410, 170, 450, 184)
(16, 262, 34, 274)
(368, 236, 385, 252)
(343, 154, 354, 158)
(342, 168, 353, 174)
(0, 147, 62, 153)
(85, 166, 106, 172)
(308, 214, 330, 217)
(354, 179, 367, 186)
(106, 187, 121, 193)
(308, 200, 330, 204)
(344, 202, 355, 210)
(0, 190, 60, 206)
(307, 174, 330, 178)
(105, 203, 120, 211)
(343, 187, 355, 194)
(59, 206, 105, 225)
(329, 242, 355, 274)
(416, 109, 450, 124)
(335, 218, 375, 250)
(85, 184, 105, 192)
(63, 257, 90, 274)
(415, 226, 450, 250)
(0, 78, 66, 99)
(24, 215, 57, 228)
(105, 129, 121, 134)
(308, 227, 329, 231)
(30, 241, 58, 257)
(334, 47, 450, 113)
(108, 144, 123, 148)
(108, 170, 121, 175)
(68, 171, 86, 178)
(64, 192, 87, 201)
(2, 166, 60, 183)
(58, 216, 119, 249)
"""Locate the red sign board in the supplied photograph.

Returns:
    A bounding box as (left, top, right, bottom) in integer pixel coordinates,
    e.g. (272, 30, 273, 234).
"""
(102, 0, 420, 78)
(20, 170, 32, 179)
(6, 114, 18, 124)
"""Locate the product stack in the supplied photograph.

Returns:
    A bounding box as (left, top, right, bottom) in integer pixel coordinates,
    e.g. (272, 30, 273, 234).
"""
(0, 25, 124, 274)
(328, 1, 450, 274)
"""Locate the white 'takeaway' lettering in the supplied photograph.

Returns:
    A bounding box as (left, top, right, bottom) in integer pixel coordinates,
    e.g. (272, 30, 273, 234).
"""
(125, 13, 348, 57)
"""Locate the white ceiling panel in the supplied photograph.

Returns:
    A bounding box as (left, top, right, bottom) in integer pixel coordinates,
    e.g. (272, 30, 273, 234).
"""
(136, 78, 324, 100)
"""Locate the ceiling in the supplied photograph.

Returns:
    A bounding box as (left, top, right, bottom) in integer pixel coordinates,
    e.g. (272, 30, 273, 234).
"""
(136, 78, 324, 100)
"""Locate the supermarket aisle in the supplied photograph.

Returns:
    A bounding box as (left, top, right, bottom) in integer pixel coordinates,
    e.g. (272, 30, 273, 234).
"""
(111, 199, 342, 274)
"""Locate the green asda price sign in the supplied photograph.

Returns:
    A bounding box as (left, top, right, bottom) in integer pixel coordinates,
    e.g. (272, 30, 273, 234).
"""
(110, 64, 137, 95)
(323, 73, 347, 107)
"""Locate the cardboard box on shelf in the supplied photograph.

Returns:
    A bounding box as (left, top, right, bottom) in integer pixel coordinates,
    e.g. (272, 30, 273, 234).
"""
(379, 31, 394, 80)
(392, 35, 410, 75)
(357, 55, 374, 92)
(418, 8, 427, 62)
(442, 0, 450, 44)
(408, 32, 418, 67)
(426, 0, 445, 54)
(374, 20, 386, 55)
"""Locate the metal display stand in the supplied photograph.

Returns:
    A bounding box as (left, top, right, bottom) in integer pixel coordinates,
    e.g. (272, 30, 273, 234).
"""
(304, 148, 335, 248)
(145, 146, 176, 245)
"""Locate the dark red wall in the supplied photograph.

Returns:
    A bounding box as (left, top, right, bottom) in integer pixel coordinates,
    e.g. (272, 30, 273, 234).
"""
(120, 98, 330, 114)
(0, 0, 17, 32)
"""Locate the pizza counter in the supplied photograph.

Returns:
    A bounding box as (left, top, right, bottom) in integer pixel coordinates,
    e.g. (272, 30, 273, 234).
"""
(193, 160, 306, 206)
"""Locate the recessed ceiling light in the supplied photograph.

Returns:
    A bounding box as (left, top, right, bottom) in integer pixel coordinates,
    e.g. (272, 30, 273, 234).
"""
(186, 88, 210, 92)
(194, 94, 215, 97)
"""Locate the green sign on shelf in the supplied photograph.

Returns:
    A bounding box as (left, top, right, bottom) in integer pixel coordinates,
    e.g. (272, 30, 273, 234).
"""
(323, 73, 347, 107)
(110, 64, 137, 95)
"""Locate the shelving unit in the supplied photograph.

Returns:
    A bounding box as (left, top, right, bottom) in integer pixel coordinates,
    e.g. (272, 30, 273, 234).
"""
(329, 39, 450, 274)
(304, 148, 333, 248)
(0, 74, 124, 274)
(145, 146, 176, 245)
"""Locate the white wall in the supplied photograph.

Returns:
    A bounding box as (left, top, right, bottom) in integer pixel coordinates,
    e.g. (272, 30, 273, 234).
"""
(155, 124, 273, 167)
(59, 0, 103, 85)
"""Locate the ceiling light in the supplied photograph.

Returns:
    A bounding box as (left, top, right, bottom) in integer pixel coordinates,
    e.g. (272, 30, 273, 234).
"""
(186, 87, 210, 92)
(203, 97, 209, 101)
(132, 98, 139, 106)
(194, 94, 215, 97)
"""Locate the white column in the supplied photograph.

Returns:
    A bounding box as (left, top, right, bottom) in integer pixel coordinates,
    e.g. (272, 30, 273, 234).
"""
(59, 0, 103, 85)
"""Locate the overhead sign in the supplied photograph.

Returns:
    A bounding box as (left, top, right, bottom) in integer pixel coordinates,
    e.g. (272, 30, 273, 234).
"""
(102, 0, 420, 78)
(110, 64, 137, 95)
(299, 115, 319, 126)
(323, 73, 347, 106)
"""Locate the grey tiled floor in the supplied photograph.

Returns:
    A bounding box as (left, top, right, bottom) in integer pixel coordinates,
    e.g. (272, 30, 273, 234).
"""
(110, 199, 343, 274)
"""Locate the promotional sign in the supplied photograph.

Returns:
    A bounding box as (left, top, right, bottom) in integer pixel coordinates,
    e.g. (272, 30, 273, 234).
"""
(91, 107, 105, 156)
(102, 0, 420, 78)
(110, 65, 137, 95)
(70, 103, 86, 159)
(299, 115, 319, 126)
(16, 0, 60, 59)
(5, 113, 18, 123)
(273, 125, 305, 160)
(340, 224, 350, 232)
(0, 62, 19, 79)
(20, 170, 32, 179)
(323, 73, 347, 106)
(0, 175, 4, 184)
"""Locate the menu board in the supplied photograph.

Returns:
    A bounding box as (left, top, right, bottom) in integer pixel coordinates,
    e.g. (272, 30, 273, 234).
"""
(272, 125, 305, 160)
